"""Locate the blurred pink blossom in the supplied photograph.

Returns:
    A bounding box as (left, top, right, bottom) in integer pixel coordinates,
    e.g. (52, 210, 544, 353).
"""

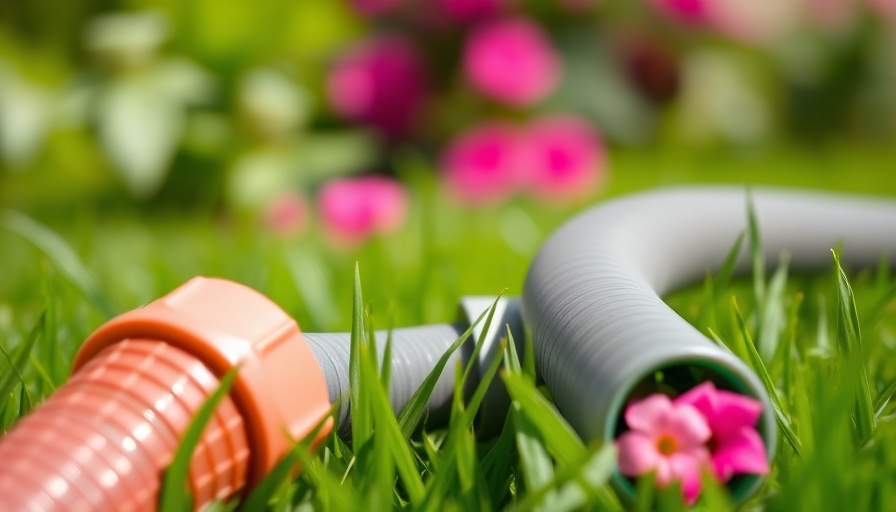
(327, 36, 429, 138)
(805, 0, 858, 31)
(463, 18, 560, 106)
(318, 175, 408, 247)
(264, 191, 310, 237)
(520, 116, 605, 202)
(868, 0, 896, 17)
(616, 394, 711, 504)
(438, 0, 513, 22)
(674, 382, 769, 483)
(441, 122, 522, 205)
(350, 0, 404, 17)
(649, 0, 800, 44)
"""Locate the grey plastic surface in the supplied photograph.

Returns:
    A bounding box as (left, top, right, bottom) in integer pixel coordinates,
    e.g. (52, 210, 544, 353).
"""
(458, 296, 525, 435)
(304, 324, 469, 436)
(524, 186, 896, 499)
(304, 297, 525, 436)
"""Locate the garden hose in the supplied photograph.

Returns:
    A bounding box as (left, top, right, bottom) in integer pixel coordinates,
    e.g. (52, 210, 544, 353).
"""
(524, 186, 896, 499)
(0, 278, 521, 511)
(1, 186, 895, 510)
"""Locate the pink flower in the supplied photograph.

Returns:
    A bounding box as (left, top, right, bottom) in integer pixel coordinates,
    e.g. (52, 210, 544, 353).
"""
(674, 382, 769, 482)
(318, 175, 408, 247)
(868, 0, 896, 18)
(441, 122, 522, 205)
(327, 36, 429, 138)
(264, 191, 309, 237)
(463, 18, 560, 106)
(649, 0, 712, 24)
(519, 116, 605, 203)
(350, 0, 404, 17)
(649, 0, 799, 44)
(616, 394, 712, 504)
(438, 0, 513, 22)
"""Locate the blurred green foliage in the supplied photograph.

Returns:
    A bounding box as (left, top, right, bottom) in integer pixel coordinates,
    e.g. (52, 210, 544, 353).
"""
(1, 0, 894, 214)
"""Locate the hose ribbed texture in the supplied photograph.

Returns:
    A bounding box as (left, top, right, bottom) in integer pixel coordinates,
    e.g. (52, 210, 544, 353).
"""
(524, 187, 896, 470)
(304, 323, 469, 435)
(0, 338, 251, 511)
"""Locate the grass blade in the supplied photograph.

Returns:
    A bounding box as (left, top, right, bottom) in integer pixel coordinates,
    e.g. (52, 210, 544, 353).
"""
(831, 248, 875, 444)
(0, 311, 44, 403)
(362, 339, 427, 505)
(502, 372, 584, 464)
(512, 402, 558, 507)
(1, 209, 116, 318)
(396, 296, 500, 439)
(350, 263, 373, 447)
(732, 298, 803, 457)
(746, 189, 766, 309)
(239, 401, 339, 510)
(716, 231, 746, 296)
(757, 255, 789, 363)
(873, 377, 896, 419)
(159, 367, 239, 512)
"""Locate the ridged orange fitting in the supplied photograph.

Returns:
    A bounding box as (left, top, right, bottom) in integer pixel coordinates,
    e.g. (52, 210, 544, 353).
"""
(0, 277, 333, 511)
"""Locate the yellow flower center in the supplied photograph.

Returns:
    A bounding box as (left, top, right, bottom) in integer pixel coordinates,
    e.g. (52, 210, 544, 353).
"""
(657, 435, 678, 455)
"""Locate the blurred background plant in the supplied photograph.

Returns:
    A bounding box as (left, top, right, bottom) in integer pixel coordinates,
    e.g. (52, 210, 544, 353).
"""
(2, 0, 894, 236)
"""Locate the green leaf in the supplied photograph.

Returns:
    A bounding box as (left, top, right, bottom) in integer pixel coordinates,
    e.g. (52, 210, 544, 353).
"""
(874, 377, 896, 419)
(481, 413, 516, 506)
(512, 402, 558, 507)
(757, 255, 789, 363)
(732, 298, 803, 457)
(746, 189, 766, 309)
(396, 296, 500, 439)
(1, 209, 116, 318)
(831, 248, 875, 444)
(0, 311, 44, 404)
(512, 444, 620, 512)
(98, 73, 184, 197)
(239, 401, 339, 511)
(159, 366, 239, 512)
(0, 65, 52, 169)
(361, 338, 426, 505)
(350, 262, 373, 447)
(501, 372, 584, 465)
(715, 231, 746, 295)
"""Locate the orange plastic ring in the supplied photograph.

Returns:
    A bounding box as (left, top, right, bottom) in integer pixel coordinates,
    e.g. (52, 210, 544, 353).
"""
(74, 277, 333, 486)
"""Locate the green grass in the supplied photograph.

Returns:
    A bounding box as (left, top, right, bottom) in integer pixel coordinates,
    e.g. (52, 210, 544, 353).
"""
(3, 147, 896, 510)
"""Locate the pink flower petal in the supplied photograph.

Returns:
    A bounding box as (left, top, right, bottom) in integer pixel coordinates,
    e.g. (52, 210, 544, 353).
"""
(665, 404, 712, 448)
(712, 427, 770, 482)
(318, 176, 408, 248)
(327, 36, 429, 138)
(674, 381, 715, 413)
(438, 0, 514, 22)
(712, 391, 763, 439)
(654, 457, 673, 486)
(669, 450, 709, 505)
(616, 431, 660, 477)
(519, 115, 605, 203)
(624, 394, 675, 433)
(441, 122, 522, 205)
(264, 191, 309, 237)
(463, 18, 560, 106)
(675, 382, 763, 439)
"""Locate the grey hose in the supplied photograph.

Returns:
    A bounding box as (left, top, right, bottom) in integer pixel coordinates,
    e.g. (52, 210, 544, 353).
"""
(524, 186, 896, 500)
(303, 296, 525, 437)
(304, 324, 469, 436)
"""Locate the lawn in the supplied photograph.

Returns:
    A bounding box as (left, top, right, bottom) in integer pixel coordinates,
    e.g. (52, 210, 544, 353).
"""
(2, 145, 896, 510)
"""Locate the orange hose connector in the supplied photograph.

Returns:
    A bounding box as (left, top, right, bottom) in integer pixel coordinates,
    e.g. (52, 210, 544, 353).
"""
(0, 277, 333, 511)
